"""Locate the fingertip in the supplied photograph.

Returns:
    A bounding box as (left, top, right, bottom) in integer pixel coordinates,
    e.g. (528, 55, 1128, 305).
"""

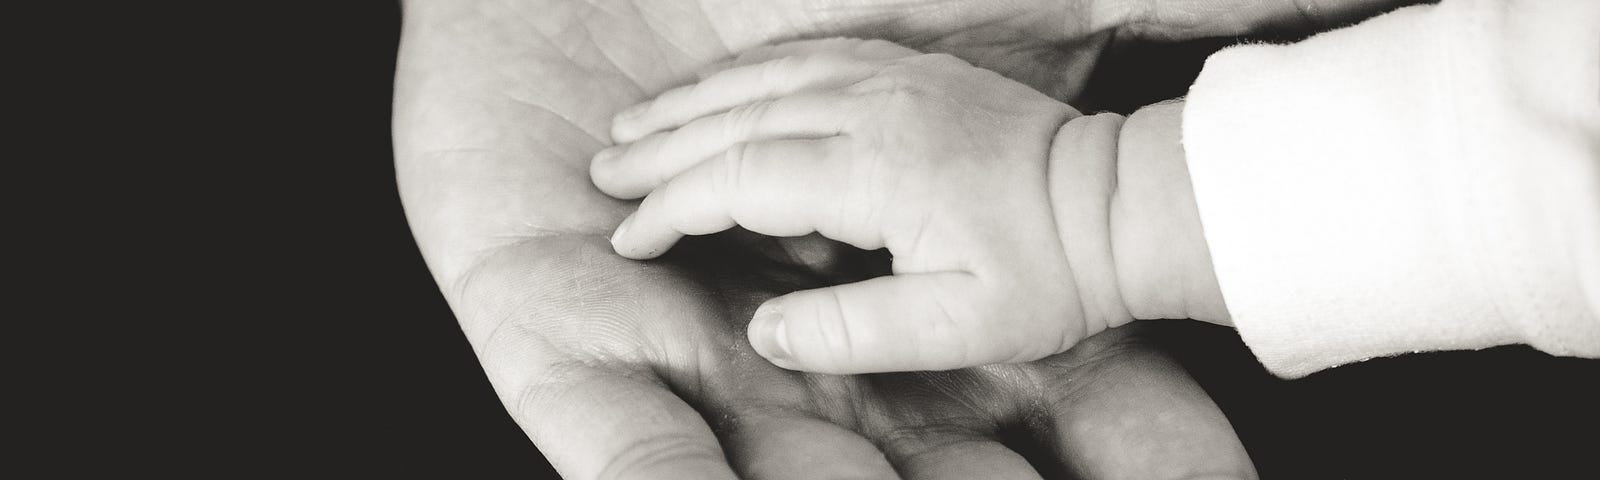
(591, 145, 619, 165)
(590, 145, 619, 178)
(611, 103, 650, 144)
(609, 215, 645, 259)
(610, 213, 681, 260)
(747, 302, 796, 369)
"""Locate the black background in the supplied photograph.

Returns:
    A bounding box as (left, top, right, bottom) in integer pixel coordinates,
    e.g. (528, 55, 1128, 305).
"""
(104, 1, 1598, 478)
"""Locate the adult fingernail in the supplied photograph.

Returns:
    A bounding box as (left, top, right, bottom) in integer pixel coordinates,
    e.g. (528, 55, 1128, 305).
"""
(749, 304, 792, 365)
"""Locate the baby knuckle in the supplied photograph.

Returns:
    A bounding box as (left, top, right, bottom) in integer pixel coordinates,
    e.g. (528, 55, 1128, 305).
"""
(865, 81, 921, 113)
(926, 291, 984, 364)
(845, 67, 903, 92)
(813, 290, 859, 364)
(799, 51, 852, 71)
(722, 101, 770, 137)
(717, 143, 754, 195)
(637, 188, 671, 218)
(761, 54, 809, 83)
(1019, 297, 1083, 356)
(677, 81, 713, 107)
(834, 99, 876, 133)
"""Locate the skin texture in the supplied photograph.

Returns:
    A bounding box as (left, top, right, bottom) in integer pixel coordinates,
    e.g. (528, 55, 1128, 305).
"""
(393, 1, 1416, 479)
(595, 39, 1094, 373)
(1109, 102, 1232, 327)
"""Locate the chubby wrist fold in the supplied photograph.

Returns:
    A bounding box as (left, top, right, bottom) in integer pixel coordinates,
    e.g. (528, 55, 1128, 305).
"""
(1045, 101, 1231, 338)
(1106, 101, 1231, 326)
(1045, 112, 1136, 337)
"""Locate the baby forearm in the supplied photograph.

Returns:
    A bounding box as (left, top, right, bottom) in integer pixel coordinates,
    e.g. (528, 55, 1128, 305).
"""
(1047, 102, 1231, 329)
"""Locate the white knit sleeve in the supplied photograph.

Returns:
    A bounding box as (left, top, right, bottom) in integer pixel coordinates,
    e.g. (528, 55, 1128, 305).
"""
(1180, 0, 1600, 378)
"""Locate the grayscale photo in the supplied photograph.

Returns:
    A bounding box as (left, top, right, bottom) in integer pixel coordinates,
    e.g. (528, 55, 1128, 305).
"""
(78, 0, 1598, 478)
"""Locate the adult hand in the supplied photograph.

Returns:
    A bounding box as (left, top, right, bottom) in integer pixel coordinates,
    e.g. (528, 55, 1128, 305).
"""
(698, 0, 1417, 101)
(394, 1, 1412, 478)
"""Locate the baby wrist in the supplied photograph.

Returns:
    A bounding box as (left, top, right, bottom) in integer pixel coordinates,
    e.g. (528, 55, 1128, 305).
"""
(1046, 112, 1136, 335)
(1107, 101, 1231, 326)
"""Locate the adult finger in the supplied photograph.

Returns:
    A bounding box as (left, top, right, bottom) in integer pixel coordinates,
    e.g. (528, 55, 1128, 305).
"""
(749, 272, 1049, 374)
(886, 432, 1041, 480)
(688, 320, 903, 479)
(1030, 325, 1257, 480)
(502, 366, 740, 480)
(454, 238, 735, 480)
(860, 368, 1050, 480)
(592, 94, 857, 199)
(699, 37, 920, 78)
(1134, 0, 1420, 40)
(611, 53, 879, 143)
(609, 138, 881, 259)
(721, 409, 903, 480)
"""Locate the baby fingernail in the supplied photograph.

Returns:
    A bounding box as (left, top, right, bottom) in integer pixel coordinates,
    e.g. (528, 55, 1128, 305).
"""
(591, 149, 620, 185)
(613, 103, 649, 128)
(610, 106, 649, 142)
(616, 101, 648, 119)
(610, 215, 635, 250)
(750, 305, 792, 364)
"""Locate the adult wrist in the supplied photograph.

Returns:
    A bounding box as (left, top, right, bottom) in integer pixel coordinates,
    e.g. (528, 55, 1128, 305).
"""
(1108, 101, 1231, 326)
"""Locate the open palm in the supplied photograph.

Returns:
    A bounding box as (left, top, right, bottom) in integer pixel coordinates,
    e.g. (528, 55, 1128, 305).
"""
(395, 0, 1409, 478)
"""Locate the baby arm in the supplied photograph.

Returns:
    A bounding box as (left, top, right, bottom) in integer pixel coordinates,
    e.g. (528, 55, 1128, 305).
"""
(1178, 0, 1600, 377)
(589, 38, 1225, 374)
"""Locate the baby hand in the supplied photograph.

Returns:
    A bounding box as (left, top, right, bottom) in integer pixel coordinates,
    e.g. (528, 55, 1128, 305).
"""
(592, 38, 1098, 373)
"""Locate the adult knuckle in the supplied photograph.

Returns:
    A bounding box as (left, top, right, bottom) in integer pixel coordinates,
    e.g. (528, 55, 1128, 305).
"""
(597, 433, 725, 480)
